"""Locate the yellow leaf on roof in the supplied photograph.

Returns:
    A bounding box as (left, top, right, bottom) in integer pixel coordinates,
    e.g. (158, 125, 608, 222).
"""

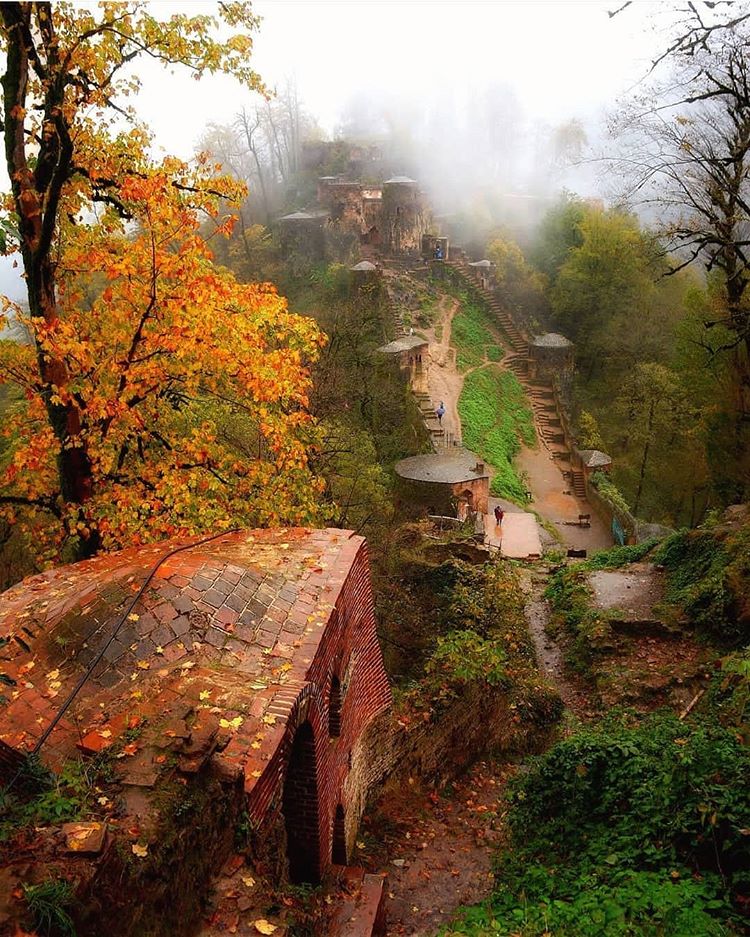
(199, 690, 211, 701)
(262, 714, 276, 726)
(131, 843, 148, 858)
(47, 669, 59, 680)
(137, 661, 150, 670)
(250, 740, 261, 749)
(127, 613, 140, 622)
(155, 646, 164, 655)
(180, 661, 195, 670)
(219, 715, 243, 730)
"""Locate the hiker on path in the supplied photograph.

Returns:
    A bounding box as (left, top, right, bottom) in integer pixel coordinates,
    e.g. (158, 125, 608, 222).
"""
(494, 505, 504, 527)
(435, 401, 446, 425)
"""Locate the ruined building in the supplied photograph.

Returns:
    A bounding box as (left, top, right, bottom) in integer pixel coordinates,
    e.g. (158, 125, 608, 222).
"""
(0, 528, 391, 933)
(280, 172, 430, 265)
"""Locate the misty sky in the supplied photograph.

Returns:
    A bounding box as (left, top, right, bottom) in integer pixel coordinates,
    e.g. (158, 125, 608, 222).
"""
(139, 0, 662, 157)
(1, 0, 668, 302)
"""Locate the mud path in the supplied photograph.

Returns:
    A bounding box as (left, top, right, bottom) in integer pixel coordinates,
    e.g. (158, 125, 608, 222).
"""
(360, 761, 516, 936)
(424, 296, 463, 440)
(520, 569, 593, 718)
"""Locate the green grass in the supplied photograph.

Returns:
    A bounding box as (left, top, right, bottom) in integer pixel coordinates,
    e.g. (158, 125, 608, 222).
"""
(459, 367, 535, 502)
(451, 296, 505, 372)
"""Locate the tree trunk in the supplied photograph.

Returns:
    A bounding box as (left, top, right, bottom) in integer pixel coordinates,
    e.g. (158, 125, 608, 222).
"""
(2, 2, 98, 555)
(633, 400, 655, 515)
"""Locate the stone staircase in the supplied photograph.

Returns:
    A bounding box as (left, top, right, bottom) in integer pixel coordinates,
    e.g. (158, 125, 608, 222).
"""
(414, 390, 445, 448)
(481, 291, 528, 354)
(571, 469, 586, 499)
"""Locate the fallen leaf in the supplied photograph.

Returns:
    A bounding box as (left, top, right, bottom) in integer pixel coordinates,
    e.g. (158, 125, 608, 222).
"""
(254, 921, 277, 935)
(131, 843, 148, 858)
(137, 661, 150, 670)
(199, 690, 211, 701)
(127, 613, 140, 622)
(219, 716, 243, 730)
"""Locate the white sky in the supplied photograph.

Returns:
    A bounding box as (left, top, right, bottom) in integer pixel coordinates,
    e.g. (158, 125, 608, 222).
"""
(138, 0, 663, 157)
(1, 0, 667, 302)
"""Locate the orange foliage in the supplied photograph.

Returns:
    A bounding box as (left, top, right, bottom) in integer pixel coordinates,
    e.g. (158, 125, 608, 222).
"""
(0, 4, 325, 562)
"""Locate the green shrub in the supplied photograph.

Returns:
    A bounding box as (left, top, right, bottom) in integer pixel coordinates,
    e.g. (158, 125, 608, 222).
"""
(444, 712, 750, 936)
(586, 538, 660, 570)
(591, 471, 632, 517)
(654, 526, 750, 644)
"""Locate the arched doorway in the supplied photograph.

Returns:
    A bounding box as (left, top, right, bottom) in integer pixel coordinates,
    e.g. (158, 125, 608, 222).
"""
(282, 721, 320, 884)
(332, 804, 347, 865)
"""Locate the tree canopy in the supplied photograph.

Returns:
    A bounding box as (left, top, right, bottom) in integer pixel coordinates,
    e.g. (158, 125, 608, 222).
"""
(0, 2, 324, 563)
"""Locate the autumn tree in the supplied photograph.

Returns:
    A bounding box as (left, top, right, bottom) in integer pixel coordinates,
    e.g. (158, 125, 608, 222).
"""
(610, 7, 750, 496)
(0, 2, 324, 564)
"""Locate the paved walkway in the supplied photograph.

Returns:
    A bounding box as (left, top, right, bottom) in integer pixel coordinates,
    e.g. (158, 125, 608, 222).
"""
(516, 445, 611, 552)
(485, 500, 542, 560)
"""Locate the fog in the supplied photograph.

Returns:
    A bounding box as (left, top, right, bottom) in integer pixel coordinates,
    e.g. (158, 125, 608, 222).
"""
(0, 0, 680, 300)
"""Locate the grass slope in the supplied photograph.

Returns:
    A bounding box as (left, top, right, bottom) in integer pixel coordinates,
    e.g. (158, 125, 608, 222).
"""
(459, 367, 535, 502)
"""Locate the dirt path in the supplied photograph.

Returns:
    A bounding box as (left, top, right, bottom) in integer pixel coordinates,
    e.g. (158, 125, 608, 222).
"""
(424, 297, 463, 441)
(359, 761, 516, 936)
(519, 568, 595, 718)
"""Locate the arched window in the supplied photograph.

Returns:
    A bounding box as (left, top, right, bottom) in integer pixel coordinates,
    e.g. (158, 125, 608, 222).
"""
(328, 674, 342, 738)
(332, 804, 347, 865)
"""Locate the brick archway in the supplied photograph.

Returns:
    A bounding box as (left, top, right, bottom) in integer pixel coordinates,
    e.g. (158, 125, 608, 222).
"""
(282, 720, 320, 884)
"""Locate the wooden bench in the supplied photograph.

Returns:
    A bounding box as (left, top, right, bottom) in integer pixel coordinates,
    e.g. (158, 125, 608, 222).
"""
(578, 513, 591, 528)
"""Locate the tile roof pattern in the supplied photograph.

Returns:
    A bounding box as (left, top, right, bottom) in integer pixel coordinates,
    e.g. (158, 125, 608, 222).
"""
(395, 449, 489, 484)
(0, 528, 364, 793)
(376, 335, 428, 354)
(578, 449, 612, 468)
(531, 332, 573, 348)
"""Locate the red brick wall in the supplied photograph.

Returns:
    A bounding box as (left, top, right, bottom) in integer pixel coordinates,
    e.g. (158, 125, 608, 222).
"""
(247, 539, 391, 882)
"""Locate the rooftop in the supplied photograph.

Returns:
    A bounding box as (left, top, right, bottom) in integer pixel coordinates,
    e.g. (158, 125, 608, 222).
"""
(578, 449, 612, 468)
(350, 260, 378, 272)
(0, 528, 363, 791)
(279, 210, 328, 221)
(376, 335, 428, 354)
(384, 175, 416, 185)
(531, 332, 573, 348)
(395, 449, 489, 484)
(468, 259, 493, 268)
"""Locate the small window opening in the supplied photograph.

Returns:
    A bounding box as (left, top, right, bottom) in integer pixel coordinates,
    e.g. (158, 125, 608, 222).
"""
(329, 674, 342, 738)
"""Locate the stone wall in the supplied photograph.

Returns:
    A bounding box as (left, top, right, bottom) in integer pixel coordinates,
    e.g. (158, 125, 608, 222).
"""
(382, 182, 428, 255)
(348, 680, 557, 812)
(395, 475, 490, 519)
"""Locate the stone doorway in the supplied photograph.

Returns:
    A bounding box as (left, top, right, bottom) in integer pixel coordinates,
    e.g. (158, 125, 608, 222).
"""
(282, 721, 320, 884)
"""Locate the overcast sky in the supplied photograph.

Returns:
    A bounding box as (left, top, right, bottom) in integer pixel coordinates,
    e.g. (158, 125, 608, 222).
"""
(138, 0, 663, 157)
(1, 0, 668, 302)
